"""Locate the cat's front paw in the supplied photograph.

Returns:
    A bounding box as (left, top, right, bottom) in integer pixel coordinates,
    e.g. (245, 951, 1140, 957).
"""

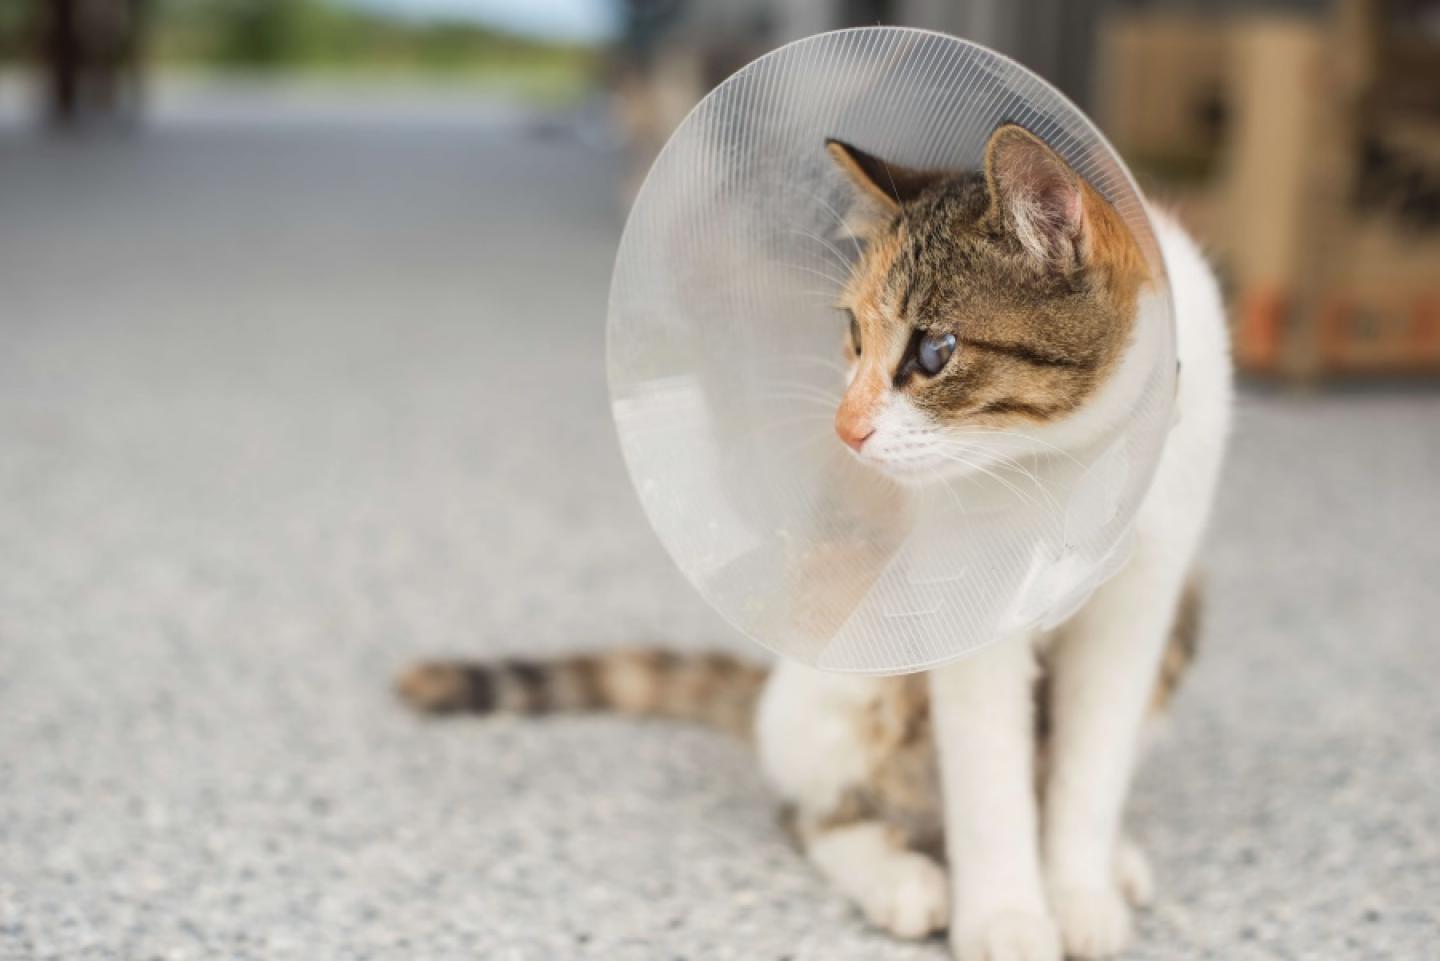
(1115, 837, 1155, 908)
(1051, 885, 1132, 959)
(949, 908, 1061, 961)
(858, 852, 950, 939)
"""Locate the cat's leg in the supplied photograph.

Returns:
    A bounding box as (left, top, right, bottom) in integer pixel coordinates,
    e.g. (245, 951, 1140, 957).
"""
(1042, 547, 1188, 958)
(931, 632, 1060, 961)
(800, 818, 949, 939)
(755, 661, 888, 818)
(757, 663, 948, 939)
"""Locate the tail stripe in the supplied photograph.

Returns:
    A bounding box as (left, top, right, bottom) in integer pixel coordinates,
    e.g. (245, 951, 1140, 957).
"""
(397, 649, 767, 738)
(459, 666, 497, 712)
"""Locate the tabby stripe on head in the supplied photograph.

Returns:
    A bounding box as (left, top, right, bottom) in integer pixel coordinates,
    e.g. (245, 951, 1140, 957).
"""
(960, 337, 1094, 370)
(976, 398, 1068, 419)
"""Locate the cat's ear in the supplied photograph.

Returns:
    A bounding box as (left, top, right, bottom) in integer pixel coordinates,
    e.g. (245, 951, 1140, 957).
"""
(825, 138, 945, 217)
(983, 124, 1087, 269)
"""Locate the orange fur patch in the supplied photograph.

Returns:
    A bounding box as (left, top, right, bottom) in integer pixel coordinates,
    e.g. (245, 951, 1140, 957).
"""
(1080, 181, 1150, 309)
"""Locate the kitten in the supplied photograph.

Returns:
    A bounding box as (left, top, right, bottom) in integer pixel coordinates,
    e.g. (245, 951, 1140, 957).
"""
(399, 124, 1232, 961)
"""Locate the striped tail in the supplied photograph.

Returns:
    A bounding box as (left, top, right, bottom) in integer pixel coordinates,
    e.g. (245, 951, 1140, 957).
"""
(396, 649, 768, 738)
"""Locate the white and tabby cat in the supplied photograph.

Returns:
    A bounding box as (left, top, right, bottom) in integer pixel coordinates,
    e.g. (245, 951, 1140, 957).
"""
(399, 123, 1232, 961)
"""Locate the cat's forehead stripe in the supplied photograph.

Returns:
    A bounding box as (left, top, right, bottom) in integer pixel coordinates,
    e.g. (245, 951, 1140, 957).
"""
(832, 149, 1146, 429)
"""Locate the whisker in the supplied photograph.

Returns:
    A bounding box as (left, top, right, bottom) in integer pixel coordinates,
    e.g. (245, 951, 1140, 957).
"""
(982, 455, 1061, 514)
(781, 289, 849, 305)
(764, 429, 836, 464)
(788, 356, 850, 377)
(761, 378, 844, 402)
(760, 393, 841, 410)
(796, 187, 864, 261)
(942, 426, 1086, 469)
(933, 447, 1047, 510)
(749, 412, 833, 433)
(937, 473, 967, 516)
(770, 260, 850, 289)
(785, 228, 855, 278)
(983, 455, 1064, 514)
(759, 356, 850, 378)
(761, 381, 842, 401)
(944, 436, 1066, 491)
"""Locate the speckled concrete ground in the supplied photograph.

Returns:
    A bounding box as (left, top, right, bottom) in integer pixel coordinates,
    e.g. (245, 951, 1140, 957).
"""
(1, 101, 1436, 961)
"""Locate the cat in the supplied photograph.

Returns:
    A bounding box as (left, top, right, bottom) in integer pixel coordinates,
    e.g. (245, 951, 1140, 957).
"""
(398, 123, 1233, 961)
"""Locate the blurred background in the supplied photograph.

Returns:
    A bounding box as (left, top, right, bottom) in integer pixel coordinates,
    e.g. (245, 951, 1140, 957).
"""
(1, 2, 1436, 960)
(618, 0, 1434, 381)
(5, 0, 1437, 376)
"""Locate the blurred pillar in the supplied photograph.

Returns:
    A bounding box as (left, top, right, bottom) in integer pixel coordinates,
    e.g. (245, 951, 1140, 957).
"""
(38, 0, 148, 127)
(44, 0, 81, 122)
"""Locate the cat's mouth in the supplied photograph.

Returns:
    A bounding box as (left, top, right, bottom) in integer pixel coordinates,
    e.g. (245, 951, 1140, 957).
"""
(848, 438, 987, 487)
(845, 420, 1046, 491)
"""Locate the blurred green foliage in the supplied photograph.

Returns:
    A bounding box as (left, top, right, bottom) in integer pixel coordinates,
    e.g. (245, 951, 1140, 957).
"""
(0, 2, 26, 63)
(157, 0, 596, 72)
(167, 0, 599, 100)
(0, 1, 597, 102)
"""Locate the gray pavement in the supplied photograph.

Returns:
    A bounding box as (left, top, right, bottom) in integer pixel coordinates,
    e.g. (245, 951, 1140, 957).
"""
(1, 100, 1437, 961)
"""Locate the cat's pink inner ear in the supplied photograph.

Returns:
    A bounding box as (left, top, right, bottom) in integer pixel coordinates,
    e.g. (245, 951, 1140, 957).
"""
(983, 124, 1086, 266)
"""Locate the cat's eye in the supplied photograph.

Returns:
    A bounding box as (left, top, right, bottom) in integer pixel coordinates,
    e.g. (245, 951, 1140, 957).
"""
(916, 331, 957, 375)
(847, 310, 861, 355)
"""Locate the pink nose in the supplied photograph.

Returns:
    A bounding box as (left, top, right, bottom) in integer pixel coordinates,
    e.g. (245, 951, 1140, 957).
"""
(836, 366, 881, 453)
(836, 420, 874, 452)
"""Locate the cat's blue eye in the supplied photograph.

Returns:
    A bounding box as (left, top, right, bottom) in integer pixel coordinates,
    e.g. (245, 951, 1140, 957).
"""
(917, 331, 956, 375)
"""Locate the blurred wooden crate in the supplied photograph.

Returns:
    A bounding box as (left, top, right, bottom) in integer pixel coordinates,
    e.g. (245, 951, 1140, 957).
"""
(1100, 2, 1440, 381)
(1096, 13, 1231, 183)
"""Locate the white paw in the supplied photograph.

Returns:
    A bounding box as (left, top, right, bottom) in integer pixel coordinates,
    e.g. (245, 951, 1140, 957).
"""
(1115, 838, 1154, 908)
(1051, 885, 1132, 959)
(857, 852, 950, 939)
(949, 908, 1061, 961)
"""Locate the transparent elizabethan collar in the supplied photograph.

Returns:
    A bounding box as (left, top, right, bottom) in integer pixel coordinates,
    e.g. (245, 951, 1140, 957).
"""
(607, 27, 1177, 674)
